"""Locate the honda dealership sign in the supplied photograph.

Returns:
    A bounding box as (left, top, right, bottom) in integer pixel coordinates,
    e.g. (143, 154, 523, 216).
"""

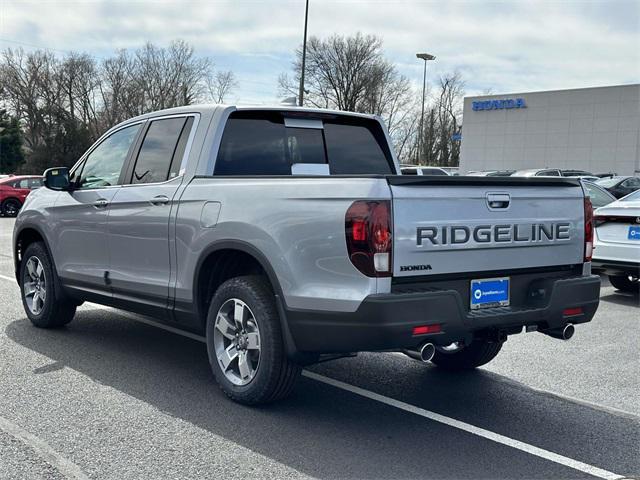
(472, 98, 527, 111)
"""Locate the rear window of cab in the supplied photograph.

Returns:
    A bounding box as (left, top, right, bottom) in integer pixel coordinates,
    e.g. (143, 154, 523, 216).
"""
(213, 111, 394, 176)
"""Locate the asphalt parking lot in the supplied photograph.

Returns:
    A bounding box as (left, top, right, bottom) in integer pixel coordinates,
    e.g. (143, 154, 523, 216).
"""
(0, 216, 638, 480)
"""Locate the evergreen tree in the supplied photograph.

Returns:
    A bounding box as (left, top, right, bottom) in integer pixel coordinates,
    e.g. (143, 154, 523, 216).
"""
(0, 109, 25, 174)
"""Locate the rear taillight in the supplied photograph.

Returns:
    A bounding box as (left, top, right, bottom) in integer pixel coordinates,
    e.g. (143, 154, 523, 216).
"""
(345, 200, 392, 277)
(584, 197, 593, 261)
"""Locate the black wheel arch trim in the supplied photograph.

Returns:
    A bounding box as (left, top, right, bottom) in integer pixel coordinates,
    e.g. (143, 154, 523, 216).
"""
(193, 240, 304, 360)
(13, 223, 59, 288)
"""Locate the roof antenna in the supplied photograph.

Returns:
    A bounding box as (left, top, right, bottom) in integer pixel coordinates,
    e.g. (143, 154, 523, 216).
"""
(281, 96, 298, 106)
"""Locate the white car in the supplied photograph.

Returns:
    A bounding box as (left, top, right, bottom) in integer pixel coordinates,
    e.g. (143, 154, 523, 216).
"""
(592, 189, 640, 292)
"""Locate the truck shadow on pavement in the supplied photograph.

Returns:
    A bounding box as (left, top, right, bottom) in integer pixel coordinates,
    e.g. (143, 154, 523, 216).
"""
(599, 291, 640, 308)
(6, 310, 640, 479)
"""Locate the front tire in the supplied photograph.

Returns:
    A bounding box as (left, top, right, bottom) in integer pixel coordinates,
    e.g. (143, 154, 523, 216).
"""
(2, 198, 21, 217)
(431, 338, 503, 371)
(20, 242, 76, 328)
(609, 275, 640, 293)
(206, 275, 300, 405)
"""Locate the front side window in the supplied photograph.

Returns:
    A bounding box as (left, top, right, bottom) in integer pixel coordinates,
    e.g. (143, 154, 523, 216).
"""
(77, 124, 141, 189)
(131, 117, 189, 184)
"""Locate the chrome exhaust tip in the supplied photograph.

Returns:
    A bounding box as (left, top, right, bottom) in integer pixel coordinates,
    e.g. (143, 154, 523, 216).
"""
(561, 324, 575, 341)
(419, 343, 436, 362)
(402, 342, 436, 363)
(541, 323, 575, 341)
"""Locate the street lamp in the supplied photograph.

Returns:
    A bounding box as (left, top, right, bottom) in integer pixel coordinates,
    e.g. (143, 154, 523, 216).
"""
(416, 52, 435, 164)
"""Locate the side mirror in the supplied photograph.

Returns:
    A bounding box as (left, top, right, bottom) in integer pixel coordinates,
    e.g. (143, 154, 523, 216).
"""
(43, 167, 71, 191)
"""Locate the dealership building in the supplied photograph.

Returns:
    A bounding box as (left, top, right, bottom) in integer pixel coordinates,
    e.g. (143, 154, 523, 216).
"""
(459, 84, 640, 175)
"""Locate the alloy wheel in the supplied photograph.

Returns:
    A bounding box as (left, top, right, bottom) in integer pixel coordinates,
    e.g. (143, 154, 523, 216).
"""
(23, 256, 47, 315)
(213, 298, 261, 386)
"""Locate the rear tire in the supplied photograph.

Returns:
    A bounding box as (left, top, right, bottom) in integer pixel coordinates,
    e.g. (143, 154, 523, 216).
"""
(431, 338, 503, 371)
(206, 275, 300, 405)
(20, 242, 76, 328)
(609, 275, 640, 293)
(2, 198, 21, 217)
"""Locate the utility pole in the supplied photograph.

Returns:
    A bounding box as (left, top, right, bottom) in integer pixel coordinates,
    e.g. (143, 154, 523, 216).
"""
(416, 52, 435, 164)
(298, 0, 310, 107)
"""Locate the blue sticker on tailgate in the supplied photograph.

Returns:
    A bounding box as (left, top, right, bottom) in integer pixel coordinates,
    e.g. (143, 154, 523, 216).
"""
(470, 277, 510, 309)
(628, 226, 640, 240)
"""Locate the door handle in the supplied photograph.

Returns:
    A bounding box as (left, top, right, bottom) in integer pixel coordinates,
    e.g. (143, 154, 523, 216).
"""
(93, 199, 109, 208)
(150, 195, 170, 206)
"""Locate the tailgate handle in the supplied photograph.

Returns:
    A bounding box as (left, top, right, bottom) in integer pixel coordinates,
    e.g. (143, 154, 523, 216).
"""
(486, 193, 510, 209)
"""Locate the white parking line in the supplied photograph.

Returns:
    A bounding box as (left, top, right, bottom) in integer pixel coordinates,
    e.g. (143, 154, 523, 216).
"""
(0, 273, 14, 282)
(388, 353, 640, 420)
(0, 415, 89, 480)
(303, 370, 624, 480)
(0, 273, 630, 479)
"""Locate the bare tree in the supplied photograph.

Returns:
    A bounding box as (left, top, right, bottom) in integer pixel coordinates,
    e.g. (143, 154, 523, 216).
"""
(280, 33, 393, 111)
(0, 40, 234, 173)
(434, 72, 465, 166)
(207, 70, 239, 103)
(279, 32, 416, 161)
(398, 72, 466, 166)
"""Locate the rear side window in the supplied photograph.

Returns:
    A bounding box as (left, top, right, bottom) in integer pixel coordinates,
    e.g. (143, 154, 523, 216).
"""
(214, 111, 392, 176)
(131, 117, 190, 184)
(324, 122, 392, 175)
(215, 116, 289, 175)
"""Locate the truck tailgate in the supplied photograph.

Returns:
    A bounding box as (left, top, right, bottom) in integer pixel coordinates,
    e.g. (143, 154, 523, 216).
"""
(388, 176, 586, 278)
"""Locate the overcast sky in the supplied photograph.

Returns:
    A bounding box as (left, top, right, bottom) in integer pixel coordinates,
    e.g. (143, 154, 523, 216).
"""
(1, 0, 638, 103)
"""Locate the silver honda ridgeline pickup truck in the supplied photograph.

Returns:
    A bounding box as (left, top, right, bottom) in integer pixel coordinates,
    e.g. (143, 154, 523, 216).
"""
(13, 105, 600, 404)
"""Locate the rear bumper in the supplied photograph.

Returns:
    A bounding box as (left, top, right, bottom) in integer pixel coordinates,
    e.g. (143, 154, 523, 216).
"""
(286, 274, 600, 353)
(592, 259, 640, 277)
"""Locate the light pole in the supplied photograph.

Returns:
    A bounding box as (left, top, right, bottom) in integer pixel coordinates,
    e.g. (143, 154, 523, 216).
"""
(416, 52, 435, 164)
(298, 0, 310, 106)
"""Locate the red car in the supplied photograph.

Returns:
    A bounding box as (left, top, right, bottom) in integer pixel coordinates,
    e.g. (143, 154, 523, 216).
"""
(0, 175, 44, 217)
